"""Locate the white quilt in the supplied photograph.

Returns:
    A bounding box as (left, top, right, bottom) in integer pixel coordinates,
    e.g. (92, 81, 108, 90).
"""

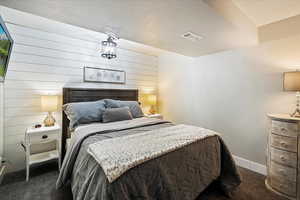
(87, 124, 219, 183)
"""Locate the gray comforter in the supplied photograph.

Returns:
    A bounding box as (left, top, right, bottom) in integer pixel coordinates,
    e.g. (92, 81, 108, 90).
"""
(57, 118, 241, 200)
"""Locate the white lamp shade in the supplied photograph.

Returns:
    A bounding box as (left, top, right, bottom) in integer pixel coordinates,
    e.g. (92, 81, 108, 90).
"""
(41, 95, 58, 112)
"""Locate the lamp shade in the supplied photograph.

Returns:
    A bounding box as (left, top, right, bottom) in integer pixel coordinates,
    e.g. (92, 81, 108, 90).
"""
(41, 95, 58, 112)
(284, 71, 300, 91)
(147, 94, 157, 106)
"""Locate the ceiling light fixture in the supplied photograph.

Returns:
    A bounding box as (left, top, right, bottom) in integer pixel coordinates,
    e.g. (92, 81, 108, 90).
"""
(101, 33, 119, 59)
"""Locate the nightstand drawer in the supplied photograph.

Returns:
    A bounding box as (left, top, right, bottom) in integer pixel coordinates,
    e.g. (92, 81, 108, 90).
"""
(270, 175, 296, 197)
(270, 161, 297, 182)
(270, 147, 297, 168)
(29, 130, 58, 144)
(271, 120, 298, 137)
(30, 139, 57, 154)
(270, 134, 297, 152)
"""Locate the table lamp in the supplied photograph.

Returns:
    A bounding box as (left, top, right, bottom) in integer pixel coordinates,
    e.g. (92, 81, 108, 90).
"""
(284, 71, 300, 117)
(147, 94, 157, 114)
(41, 95, 58, 126)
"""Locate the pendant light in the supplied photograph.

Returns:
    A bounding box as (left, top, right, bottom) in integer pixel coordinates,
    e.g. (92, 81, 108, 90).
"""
(101, 34, 118, 59)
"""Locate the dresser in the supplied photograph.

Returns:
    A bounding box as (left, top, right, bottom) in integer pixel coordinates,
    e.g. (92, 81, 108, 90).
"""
(266, 114, 300, 200)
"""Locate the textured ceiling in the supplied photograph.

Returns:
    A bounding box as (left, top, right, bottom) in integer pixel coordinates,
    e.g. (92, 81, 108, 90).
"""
(232, 0, 300, 26)
(0, 0, 257, 57)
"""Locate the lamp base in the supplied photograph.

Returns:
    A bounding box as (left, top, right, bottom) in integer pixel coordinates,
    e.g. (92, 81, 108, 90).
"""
(44, 112, 56, 127)
(291, 91, 300, 118)
(149, 105, 156, 115)
(291, 108, 300, 118)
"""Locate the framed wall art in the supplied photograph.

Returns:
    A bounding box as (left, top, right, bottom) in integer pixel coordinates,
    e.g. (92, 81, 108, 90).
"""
(83, 67, 126, 84)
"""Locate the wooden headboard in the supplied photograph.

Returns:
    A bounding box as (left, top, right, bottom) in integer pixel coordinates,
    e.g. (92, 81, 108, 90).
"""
(62, 88, 139, 159)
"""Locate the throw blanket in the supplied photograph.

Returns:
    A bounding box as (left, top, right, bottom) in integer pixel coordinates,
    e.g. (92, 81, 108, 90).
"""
(57, 117, 170, 188)
(88, 124, 219, 183)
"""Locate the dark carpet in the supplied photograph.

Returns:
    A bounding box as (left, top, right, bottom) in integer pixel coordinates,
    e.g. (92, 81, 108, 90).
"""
(0, 162, 288, 200)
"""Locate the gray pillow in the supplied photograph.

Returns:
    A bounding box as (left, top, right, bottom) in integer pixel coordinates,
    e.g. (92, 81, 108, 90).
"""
(104, 99, 144, 118)
(102, 107, 133, 123)
(63, 100, 106, 130)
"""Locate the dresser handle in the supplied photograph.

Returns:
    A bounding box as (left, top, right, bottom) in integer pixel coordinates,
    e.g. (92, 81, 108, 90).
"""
(280, 141, 287, 147)
(279, 184, 284, 188)
(281, 127, 287, 132)
(279, 169, 286, 175)
(280, 156, 286, 161)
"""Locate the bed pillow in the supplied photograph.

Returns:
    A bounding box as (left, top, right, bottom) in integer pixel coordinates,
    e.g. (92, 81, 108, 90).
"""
(63, 100, 106, 130)
(104, 99, 144, 118)
(102, 107, 133, 123)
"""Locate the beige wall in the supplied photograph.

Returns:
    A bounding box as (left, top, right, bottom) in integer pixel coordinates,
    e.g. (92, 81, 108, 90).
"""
(158, 35, 300, 165)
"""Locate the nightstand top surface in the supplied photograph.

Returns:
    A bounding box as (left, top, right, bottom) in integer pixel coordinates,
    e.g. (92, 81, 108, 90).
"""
(146, 114, 162, 117)
(268, 113, 300, 121)
(26, 124, 60, 134)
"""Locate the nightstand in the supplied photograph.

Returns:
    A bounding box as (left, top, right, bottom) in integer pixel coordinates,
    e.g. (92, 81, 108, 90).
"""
(22, 124, 61, 181)
(146, 114, 163, 120)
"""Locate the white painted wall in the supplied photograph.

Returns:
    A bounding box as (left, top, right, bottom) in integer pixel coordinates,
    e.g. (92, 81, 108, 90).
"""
(158, 52, 194, 122)
(159, 35, 300, 165)
(0, 6, 161, 171)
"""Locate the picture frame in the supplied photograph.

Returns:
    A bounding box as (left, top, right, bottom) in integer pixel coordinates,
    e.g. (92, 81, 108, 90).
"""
(83, 66, 126, 84)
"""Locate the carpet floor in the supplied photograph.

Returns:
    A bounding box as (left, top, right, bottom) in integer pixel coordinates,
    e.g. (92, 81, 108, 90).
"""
(0, 162, 288, 200)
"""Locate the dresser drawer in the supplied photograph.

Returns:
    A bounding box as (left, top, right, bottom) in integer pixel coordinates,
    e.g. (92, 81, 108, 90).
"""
(271, 120, 298, 137)
(270, 161, 297, 182)
(270, 176, 296, 197)
(29, 130, 59, 144)
(270, 134, 297, 152)
(270, 147, 297, 168)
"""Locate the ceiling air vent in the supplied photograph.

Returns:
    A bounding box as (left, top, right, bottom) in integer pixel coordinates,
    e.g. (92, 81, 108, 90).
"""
(181, 31, 203, 42)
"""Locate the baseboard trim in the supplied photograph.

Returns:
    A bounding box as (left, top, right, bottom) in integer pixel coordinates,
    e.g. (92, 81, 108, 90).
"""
(233, 155, 267, 176)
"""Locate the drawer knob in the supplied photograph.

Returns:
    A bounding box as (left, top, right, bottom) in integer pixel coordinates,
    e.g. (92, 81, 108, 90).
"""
(280, 141, 287, 147)
(279, 169, 286, 175)
(279, 184, 284, 189)
(280, 156, 286, 161)
(281, 127, 287, 132)
(42, 135, 48, 139)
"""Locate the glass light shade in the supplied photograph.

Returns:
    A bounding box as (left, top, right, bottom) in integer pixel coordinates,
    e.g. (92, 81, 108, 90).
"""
(147, 94, 157, 106)
(41, 95, 58, 112)
(101, 36, 117, 59)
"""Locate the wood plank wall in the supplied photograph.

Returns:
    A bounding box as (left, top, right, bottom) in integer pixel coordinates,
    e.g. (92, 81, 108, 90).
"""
(1, 8, 158, 171)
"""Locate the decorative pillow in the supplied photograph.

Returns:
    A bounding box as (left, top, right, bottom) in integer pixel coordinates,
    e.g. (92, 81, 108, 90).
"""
(104, 99, 144, 118)
(63, 100, 106, 130)
(102, 107, 133, 123)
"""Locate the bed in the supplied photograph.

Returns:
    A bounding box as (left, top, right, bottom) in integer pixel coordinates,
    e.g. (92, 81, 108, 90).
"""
(57, 88, 241, 200)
